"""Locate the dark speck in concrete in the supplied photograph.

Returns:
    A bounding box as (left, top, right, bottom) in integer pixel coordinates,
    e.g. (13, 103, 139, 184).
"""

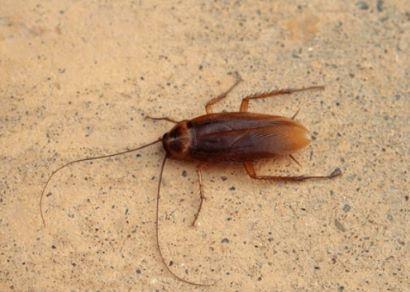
(377, 0, 384, 12)
(342, 204, 351, 212)
(356, 1, 369, 10)
(335, 219, 346, 232)
(221, 238, 230, 243)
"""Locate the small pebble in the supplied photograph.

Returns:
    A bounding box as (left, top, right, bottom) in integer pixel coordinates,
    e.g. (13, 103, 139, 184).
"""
(342, 204, 351, 212)
(377, 0, 384, 12)
(335, 219, 346, 232)
(356, 1, 369, 10)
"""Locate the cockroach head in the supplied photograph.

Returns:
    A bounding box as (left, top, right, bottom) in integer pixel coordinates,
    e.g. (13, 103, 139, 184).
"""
(162, 121, 191, 160)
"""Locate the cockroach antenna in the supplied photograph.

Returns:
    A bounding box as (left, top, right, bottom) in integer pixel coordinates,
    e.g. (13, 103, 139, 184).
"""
(39, 138, 162, 227)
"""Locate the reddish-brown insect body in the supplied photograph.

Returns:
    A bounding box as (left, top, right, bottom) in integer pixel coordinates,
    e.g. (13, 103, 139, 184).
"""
(163, 112, 309, 162)
(40, 74, 342, 287)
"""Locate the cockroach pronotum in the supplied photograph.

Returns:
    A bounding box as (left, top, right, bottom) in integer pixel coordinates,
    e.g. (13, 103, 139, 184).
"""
(40, 73, 342, 286)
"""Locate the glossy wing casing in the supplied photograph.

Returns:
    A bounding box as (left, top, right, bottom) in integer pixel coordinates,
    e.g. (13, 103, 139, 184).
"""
(188, 112, 310, 162)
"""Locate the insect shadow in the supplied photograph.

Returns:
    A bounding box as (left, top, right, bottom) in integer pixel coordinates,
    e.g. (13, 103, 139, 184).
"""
(40, 73, 342, 286)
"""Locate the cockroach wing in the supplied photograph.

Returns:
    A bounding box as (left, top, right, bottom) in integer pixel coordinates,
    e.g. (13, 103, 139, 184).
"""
(189, 113, 310, 162)
(238, 123, 310, 155)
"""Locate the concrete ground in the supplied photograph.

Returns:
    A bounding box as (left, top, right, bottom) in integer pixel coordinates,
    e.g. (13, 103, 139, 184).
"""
(1, 0, 408, 291)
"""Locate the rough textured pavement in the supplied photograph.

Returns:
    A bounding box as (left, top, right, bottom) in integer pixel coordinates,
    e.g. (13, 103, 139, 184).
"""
(1, 1, 409, 291)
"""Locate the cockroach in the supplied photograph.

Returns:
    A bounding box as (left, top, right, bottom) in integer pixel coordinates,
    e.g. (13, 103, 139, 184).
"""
(40, 73, 342, 286)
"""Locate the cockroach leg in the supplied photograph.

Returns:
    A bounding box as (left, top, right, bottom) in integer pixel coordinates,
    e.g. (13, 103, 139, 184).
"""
(243, 161, 341, 182)
(192, 165, 206, 227)
(205, 72, 243, 114)
(289, 154, 302, 167)
(145, 116, 179, 124)
(239, 85, 325, 112)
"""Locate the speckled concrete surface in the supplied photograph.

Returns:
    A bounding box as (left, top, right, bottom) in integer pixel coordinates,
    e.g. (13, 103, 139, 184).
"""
(1, 1, 409, 291)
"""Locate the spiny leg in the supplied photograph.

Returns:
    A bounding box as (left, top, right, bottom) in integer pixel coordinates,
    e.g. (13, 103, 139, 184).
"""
(145, 116, 179, 124)
(205, 72, 243, 114)
(239, 85, 325, 112)
(243, 161, 341, 182)
(192, 165, 206, 227)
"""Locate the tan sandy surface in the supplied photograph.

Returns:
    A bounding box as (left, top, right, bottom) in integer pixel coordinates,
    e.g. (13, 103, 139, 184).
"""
(1, 1, 409, 291)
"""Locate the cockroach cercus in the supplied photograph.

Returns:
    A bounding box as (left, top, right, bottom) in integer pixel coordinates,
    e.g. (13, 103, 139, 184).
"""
(40, 74, 342, 286)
